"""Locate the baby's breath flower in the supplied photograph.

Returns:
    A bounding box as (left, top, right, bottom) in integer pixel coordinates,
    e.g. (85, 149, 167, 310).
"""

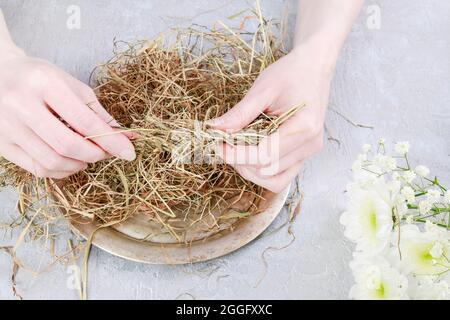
(401, 186, 416, 204)
(401, 170, 416, 184)
(352, 160, 362, 172)
(426, 189, 441, 204)
(388, 180, 401, 195)
(386, 157, 397, 171)
(373, 155, 383, 169)
(394, 141, 410, 155)
(415, 165, 430, 178)
(418, 200, 432, 215)
(444, 190, 450, 204)
(362, 144, 372, 154)
(396, 202, 408, 218)
(424, 221, 444, 238)
(374, 154, 397, 172)
(358, 153, 367, 162)
(391, 172, 400, 181)
(405, 215, 414, 224)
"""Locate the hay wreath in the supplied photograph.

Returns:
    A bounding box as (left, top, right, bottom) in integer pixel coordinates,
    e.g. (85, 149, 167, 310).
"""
(0, 9, 302, 249)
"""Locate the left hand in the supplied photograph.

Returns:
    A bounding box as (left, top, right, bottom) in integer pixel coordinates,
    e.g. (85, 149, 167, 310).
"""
(208, 43, 335, 193)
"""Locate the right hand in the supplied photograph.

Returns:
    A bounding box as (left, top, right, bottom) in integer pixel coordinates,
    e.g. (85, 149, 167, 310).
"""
(0, 48, 136, 179)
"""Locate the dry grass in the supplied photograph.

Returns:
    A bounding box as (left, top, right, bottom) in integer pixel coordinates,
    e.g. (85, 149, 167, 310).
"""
(0, 6, 302, 245)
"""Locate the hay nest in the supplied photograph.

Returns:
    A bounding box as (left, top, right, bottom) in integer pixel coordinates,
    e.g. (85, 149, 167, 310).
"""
(0, 12, 301, 244)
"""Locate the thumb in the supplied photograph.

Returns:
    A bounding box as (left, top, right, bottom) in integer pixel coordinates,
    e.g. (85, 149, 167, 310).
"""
(207, 92, 267, 131)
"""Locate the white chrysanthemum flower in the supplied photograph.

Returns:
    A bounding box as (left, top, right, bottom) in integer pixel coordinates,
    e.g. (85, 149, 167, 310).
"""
(349, 256, 408, 300)
(394, 141, 410, 155)
(409, 275, 450, 300)
(415, 165, 430, 178)
(401, 170, 416, 184)
(397, 225, 450, 276)
(362, 144, 372, 154)
(387, 180, 401, 195)
(425, 221, 449, 242)
(385, 157, 397, 172)
(373, 155, 385, 170)
(444, 190, 450, 204)
(340, 184, 393, 253)
(378, 138, 386, 145)
(401, 186, 416, 204)
(429, 242, 444, 259)
(426, 189, 441, 204)
(418, 200, 432, 215)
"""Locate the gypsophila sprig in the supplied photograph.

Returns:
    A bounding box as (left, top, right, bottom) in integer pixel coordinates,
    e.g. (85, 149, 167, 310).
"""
(340, 140, 450, 300)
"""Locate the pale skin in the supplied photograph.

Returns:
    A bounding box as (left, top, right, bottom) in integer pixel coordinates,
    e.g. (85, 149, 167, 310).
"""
(208, 0, 363, 192)
(0, 0, 362, 191)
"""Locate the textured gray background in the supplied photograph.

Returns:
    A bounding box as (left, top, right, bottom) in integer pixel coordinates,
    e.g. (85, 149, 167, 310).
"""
(0, 0, 449, 300)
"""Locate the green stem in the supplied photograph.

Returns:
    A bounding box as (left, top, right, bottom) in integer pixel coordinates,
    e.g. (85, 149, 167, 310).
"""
(404, 154, 411, 170)
(424, 176, 447, 192)
(412, 218, 448, 228)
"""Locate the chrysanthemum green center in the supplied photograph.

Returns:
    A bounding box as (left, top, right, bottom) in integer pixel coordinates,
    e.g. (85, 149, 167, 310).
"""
(369, 211, 377, 230)
(374, 283, 385, 299)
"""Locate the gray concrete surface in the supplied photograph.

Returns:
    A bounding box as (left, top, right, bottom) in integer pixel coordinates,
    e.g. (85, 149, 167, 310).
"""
(0, 0, 449, 299)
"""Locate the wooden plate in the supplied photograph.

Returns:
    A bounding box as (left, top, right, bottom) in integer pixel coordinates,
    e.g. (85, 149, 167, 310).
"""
(70, 186, 290, 264)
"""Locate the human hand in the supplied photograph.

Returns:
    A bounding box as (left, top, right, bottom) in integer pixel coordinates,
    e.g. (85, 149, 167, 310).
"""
(208, 43, 335, 193)
(0, 49, 135, 179)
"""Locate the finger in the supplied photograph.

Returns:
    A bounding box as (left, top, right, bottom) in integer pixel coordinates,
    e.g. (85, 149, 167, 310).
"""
(43, 81, 136, 161)
(217, 143, 263, 166)
(207, 89, 269, 131)
(217, 130, 284, 167)
(0, 142, 77, 179)
(25, 104, 107, 163)
(217, 129, 295, 167)
(70, 79, 119, 125)
(257, 137, 322, 176)
(85, 100, 139, 140)
(67, 77, 138, 140)
(258, 113, 322, 160)
(11, 124, 87, 172)
(217, 117, 322, 167)
(234, 161, 303, 193)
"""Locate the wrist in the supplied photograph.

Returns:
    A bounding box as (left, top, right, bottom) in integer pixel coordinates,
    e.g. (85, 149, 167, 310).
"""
(292, 33, 343, 75)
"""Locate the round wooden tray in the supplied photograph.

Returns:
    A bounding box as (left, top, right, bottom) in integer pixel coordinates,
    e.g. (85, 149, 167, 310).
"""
(70, 186, 290, 264)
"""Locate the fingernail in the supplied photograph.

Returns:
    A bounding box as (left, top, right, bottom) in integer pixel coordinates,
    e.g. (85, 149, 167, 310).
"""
(207, 117, 223, 127)
(120, 149, 136, 161)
